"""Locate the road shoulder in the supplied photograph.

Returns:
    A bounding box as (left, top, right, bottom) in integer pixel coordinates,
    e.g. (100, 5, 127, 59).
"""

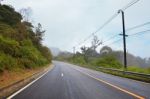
(0, 64, 54, 99)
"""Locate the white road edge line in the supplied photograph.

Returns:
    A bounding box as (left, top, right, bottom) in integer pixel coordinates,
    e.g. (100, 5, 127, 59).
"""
(7, 68, 52, 99)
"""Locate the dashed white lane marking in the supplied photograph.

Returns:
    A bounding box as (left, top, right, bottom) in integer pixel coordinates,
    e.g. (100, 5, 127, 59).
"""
(61, 73, 64, 77)
(7, 66, 53, 99)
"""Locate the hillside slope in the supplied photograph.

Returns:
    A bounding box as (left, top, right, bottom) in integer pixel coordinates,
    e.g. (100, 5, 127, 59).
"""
(0, 4, 52, 73)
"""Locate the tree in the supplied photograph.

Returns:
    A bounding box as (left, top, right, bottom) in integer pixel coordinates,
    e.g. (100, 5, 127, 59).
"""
(35, 23, 45, 41)
(147, 58, 150, 66)
(80, 46, 88, 62)
(80, 35, 102, 62)
(80, 46, 88, 55)
(32, 23, 46, 48)
(0, 4, 22, 25)
(100, 46, 112, 55)
(80, 46, 97, 62)
(39, 46, 52, 62)
(19, 7, 32, 22)
(76, 51, 82, 56)
(91, 35, 102, 51)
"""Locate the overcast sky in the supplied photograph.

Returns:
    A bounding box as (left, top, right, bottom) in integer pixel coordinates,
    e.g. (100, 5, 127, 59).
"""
(2, 0, 150, 58)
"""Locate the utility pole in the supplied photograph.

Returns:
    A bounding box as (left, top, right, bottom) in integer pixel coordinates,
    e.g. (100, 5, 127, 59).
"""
(118, 10, 127, 70)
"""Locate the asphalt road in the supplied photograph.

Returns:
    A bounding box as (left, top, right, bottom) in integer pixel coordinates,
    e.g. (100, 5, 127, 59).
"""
(8, 61, 150, 99)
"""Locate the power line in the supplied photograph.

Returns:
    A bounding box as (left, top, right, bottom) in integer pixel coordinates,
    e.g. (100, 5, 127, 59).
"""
(102, 29, 150, 47)
(76, 29, 147, 51)
(102, 21, 150, 43)
(129, 29, 150, 36)
(103, 34, 119, 43)
(92, 13, 119, 35)
(122, 0, 140, 11)
(77, 13, 119, 46)
(108, 39, 122, 46)
(76, 0, 140, 48)
(126, 22, 150, 32)
(75, 0, 141, 51)
(104, 38, 122, 46)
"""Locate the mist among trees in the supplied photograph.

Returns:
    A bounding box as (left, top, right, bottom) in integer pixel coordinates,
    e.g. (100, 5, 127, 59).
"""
(56, 35, 150, 68)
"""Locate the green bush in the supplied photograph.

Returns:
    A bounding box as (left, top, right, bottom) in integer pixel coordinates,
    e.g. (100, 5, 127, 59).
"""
(39, 46, 52, 62)
(0, 52, 17, 72)
(94, 55, 122, 69)
(72, 56, 86, 65)
(0, 22, 17, 38)
(19, 58, 36, 69)
(127, 66, 150, 74)
(0, 36, 50, 71)
(20, 46, 38, 61)
(0, 35, 20, 57)
(20, 39, 33, 46)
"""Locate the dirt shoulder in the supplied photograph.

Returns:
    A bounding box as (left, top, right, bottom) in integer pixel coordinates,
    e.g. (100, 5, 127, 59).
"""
(0, 64, 54, 98)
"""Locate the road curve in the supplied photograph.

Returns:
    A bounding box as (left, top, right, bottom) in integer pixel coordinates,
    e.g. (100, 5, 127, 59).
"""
(8, 61, 150, 99)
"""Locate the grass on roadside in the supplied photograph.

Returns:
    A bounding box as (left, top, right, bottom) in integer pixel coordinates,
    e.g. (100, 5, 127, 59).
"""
(65, 61, 150, 83)
(127, 66, 150, 74)
(55, 54, 150, 83)
(97, 69, 150, 83)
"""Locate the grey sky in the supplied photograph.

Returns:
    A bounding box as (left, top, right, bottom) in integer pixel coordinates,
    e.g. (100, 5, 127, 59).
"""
(2, 0, 150, 58)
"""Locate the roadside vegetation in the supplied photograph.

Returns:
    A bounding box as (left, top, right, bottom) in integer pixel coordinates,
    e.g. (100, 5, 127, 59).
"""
(55, 35, 150, 82)
(55, 50, 150, 82)
(56, 53, 150, 74)
(0, 4, 52, 73)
